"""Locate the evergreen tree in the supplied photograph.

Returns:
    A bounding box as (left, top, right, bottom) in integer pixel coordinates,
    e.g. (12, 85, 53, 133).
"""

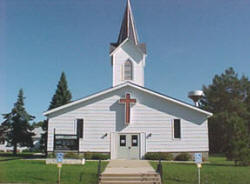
(2, 89, 35, 155)
(200, 67, 250, 165)
(31, 121, 44, 128)
(41, 72, 72, 155)
(48, 72, 72, 110)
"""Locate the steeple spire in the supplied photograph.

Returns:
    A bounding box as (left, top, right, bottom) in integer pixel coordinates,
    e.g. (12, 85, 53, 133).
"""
(117, 0, 138, 45)
(110, 0, 146, 54)
(110, 0, 147, 87)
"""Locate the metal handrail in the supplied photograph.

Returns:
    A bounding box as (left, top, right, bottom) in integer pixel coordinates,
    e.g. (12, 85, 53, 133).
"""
(97, 159, 101, 184)
(156, 159, 163, 182)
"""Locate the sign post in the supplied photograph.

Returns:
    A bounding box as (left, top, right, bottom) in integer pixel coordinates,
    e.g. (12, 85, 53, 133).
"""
(56, 153, 64, 184)
(194, 153, 202, 184)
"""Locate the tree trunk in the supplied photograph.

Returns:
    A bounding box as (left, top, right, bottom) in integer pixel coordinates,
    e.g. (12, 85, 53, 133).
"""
(13, 143, 17, 155)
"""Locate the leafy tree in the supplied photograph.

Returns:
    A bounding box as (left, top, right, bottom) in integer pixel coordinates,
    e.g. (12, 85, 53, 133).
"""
(2, 89, 35, 155)
(201, 67, 250, 165)
(40, 72, 72, 155)
(227, 113, 249, 166)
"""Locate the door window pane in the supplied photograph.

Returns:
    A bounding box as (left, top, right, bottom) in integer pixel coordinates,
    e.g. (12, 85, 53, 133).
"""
(120, 135, 126, 146)
(132, 135, 138, 146)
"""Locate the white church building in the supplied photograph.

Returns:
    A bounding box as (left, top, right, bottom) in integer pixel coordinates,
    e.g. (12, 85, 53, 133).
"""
(43, 0, 212, 160)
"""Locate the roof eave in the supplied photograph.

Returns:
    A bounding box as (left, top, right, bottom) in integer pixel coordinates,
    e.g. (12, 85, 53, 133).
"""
(110, 39, 146, 56)
(43, 83, 129, 116)
(43, 82, 213, 117)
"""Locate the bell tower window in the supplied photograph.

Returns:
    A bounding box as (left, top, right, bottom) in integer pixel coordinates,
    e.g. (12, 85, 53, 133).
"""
(124, 60, 133, 80)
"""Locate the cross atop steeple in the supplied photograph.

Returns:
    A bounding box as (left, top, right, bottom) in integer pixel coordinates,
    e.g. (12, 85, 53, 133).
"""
(117, 0, 138, 45)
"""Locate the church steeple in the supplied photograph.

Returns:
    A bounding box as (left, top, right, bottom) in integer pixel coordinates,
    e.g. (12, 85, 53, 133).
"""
(117, 0, 138, 45)
(110, 0, 147, 87)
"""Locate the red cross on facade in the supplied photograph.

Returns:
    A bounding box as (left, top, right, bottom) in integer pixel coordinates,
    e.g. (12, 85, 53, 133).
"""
(119, 93, 136, 124)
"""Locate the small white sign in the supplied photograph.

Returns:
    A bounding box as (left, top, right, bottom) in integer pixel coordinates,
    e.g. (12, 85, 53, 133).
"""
(194, 153, 202, 163)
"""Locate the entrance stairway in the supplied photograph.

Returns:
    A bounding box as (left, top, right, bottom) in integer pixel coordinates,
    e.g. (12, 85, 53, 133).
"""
(99, 172, 162, 184)
(99, 160, 162, 184)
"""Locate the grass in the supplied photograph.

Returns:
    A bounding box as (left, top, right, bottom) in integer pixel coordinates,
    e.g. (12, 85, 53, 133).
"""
(0, 153, 249, 184)
(0, 153, 107, 184)
(151, 155, 250, 184)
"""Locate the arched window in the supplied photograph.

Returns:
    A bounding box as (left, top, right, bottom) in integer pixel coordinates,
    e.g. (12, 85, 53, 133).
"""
(124, 60, 133, 80)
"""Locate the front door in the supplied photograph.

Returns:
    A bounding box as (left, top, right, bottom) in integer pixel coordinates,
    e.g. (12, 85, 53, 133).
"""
(116, 133, 140, 160)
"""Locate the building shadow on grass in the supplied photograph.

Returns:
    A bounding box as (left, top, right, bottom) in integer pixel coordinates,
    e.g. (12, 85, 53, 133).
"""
(0, 152, 45, 162)
(166, 177, 192, 183)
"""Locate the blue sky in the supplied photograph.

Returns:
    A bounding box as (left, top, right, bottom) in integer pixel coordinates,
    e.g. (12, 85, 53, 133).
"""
(1, 0, 250, 123)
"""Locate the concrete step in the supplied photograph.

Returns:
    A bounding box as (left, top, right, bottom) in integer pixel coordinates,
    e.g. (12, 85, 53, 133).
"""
(100, 176, 161, 181)
(99, 174, 162, 184)
(99, 181, 161, 184)
(101, 173, 159, 177)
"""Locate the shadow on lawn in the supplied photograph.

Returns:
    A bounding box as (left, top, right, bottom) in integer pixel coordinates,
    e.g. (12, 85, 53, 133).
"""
(166, 177, 192, 184)
(0, 153, 45, 162)
(176, 162, 235, 167)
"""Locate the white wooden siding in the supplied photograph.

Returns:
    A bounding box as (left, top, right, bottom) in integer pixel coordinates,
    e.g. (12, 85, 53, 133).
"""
(112, 41, 145, 87)
(47, 86, 209, 153)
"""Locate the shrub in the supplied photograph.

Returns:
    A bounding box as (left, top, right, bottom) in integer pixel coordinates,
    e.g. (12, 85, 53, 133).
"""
(161, 153, 174, 160)
(64, 152, 84, 159)
(175, 153, 191, 161)
(84, 152, 110, 160)
(144, 152, 159, 160)
(47, 152, 55, 158)
(22, 149, 31, 153)
(144, 152, 173, 160)
(84, 152, 93, 160)
(92, 153, 110, 160)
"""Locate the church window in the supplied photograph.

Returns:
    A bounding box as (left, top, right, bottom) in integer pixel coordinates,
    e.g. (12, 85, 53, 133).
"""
(174, 119, 181, 139)
(77, 119, 84, 138)
(124, 60, 133, 80)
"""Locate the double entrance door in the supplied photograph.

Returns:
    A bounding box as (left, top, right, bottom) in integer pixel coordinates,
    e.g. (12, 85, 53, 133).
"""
(116, 133, 140, 160)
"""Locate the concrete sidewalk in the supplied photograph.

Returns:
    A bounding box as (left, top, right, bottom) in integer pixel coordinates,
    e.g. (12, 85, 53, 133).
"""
(99, 160, 161, 184)
(103, 160, 157, 174)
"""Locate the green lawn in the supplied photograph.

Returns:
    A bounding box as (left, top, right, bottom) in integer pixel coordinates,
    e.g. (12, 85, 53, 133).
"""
(0, 153, 107, 184)
(151, 156, 250, 184)
(0, 154, 249, 184)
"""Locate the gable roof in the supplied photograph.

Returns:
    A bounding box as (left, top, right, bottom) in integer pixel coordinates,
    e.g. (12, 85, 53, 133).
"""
(43, 82, 212, 117)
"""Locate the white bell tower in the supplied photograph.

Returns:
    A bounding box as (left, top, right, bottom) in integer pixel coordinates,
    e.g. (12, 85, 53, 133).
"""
(110, 0, 147, 87)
